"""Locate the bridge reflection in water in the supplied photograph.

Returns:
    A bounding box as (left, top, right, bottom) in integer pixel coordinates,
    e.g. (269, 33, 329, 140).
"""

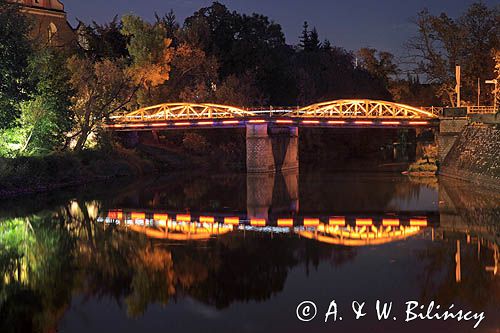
(99, 168, 437, 246)
(98, 214, 429, 246)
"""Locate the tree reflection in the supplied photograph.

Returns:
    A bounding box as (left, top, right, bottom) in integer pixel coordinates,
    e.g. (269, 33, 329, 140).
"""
(1, 177, 498, 332)
(415, 178, 500, 311)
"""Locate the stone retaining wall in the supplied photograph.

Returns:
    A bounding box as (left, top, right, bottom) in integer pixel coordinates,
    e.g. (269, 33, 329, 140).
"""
(440, 124, 500, 189)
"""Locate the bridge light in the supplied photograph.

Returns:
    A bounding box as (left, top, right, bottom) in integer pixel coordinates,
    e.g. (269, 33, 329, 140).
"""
(304, 218, 320, 226)
(174, 122, 191, 126)
(177, 214, 191, 222)
(222, 120, 239, 125)
(356, 218, 373, 226)
(128, 124, 145, 128)
(200, 216, 215, 224)
(410, 218, 428, 227)
(275, 120, 293, 124)
(329, 217, 346, 226)
(151, 123, 168, 127)
(354, 121, 373, 125)
(250, 218, 266, 226)
(154, 213, 169, 221)
(131, 212, 146, 220)
(248, 120, 266, 124)
(302, 120, 320, 124)
(277, 218, 293, 227)
(196, 120, 212, 125)
(409, 121, 428, 125)
(327, 120, 346, 125)
(382, 218, 400, 226)
(224, 217, 240, 225)
(381, 121, 400, 125)
(108, 210, 123, 220)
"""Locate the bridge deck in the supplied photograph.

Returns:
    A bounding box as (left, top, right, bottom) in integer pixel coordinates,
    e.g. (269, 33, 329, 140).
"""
(105, 116, 439, 131)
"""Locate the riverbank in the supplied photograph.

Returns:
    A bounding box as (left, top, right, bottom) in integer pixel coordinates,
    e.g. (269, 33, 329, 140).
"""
(0, 148, 156, 199)
(440, 123, 500, 190)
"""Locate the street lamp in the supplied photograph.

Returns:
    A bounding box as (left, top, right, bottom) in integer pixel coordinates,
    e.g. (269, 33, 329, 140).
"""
(485, 79, 498, 111)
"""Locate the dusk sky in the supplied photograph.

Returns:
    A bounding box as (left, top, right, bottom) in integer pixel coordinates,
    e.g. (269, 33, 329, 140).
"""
(64, 0, 497, 58)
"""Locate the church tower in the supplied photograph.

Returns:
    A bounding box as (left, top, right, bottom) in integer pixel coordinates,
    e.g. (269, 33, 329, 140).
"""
(10, 0, 75, 47)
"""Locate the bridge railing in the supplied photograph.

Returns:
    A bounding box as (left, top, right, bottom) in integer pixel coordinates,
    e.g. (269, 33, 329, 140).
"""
(419, 106, 444, 117)
(467, 106, 497, 114)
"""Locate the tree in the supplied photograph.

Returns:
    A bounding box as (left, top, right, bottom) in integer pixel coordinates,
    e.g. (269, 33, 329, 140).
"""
(215, 73, 262, 106)
(0, 0, 32, 128)
(308, 27, 321, 51)
(67, 56, 135, 151)
(77, 17, 129, 60)
(299, 21, 310, 50)
(0, 49, 73, 156)
(160, 43, 218, 102)
(183, 2, 293, 104)
(407, 4, 499, 106)
(156, 10, 180, 45)
(22, 49, 73, 153)
(357, 48, 398, 86)
(121, 14, 174, 106)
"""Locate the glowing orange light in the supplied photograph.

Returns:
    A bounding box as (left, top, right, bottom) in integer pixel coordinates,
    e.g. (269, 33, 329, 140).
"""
(277, 218, 293, 227)
(154, 213, 169, 221)
(356, 218, 373, 226)
(150, 123, 168, 127)
(409, 121, 428, 125)
(329, 217, 346, 226)
(410, 218, 428, 226)
(177, 214, 191, 222)
(248, 120, 266, 124)
(275, 120, 293, 124)
(158, 220, 167, 227)
(174, 122, 190, 126)
(108, 210, 123, 219)
(224, 217, 240, 225)
(222, 120, 239, 125)
(250, 218, 266, 226)
(355, 121, 373, 125)
(200, 216, 215, 224)
(197, 121, 214, 126)
(303, 120, 320, 124)
(128, 124, 145, 128)
(304, 218, 320, 226)
(382, 218, 400, 226)
(327, 120, 346, 125)
(381, 121, 400, 125)
(131, 212, 146, 220)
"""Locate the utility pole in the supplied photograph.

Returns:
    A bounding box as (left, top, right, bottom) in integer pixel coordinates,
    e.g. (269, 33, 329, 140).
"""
(455, 65, 461, 107)
(477, 77, 480, 106)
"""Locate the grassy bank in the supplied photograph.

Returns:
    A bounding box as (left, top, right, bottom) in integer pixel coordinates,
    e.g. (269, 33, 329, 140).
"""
(0, 148, 156, 198)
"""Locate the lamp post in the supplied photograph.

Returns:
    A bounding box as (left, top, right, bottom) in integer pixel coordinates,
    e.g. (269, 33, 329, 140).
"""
(485, 79, 498, 111)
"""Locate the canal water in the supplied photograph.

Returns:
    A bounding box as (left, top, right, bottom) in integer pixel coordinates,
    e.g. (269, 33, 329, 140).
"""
(0, 171, 498, 332)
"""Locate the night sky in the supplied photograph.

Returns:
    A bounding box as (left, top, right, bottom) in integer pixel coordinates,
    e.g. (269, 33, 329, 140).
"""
(64, 0, 497, 57)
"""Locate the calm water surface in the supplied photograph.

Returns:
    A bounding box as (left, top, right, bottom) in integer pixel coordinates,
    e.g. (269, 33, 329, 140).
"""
(0, 171, 498, 333)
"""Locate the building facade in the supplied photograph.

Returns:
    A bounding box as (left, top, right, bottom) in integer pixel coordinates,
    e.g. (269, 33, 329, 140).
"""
(10, 0, 75, 47)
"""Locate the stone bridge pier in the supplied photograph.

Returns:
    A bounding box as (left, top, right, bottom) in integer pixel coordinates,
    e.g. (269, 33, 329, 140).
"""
(246, 123, 299, 173)
(437, 116, 468, 161)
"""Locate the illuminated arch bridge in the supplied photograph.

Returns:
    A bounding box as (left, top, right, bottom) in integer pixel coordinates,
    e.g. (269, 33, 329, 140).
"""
(106, 99, 439, 130)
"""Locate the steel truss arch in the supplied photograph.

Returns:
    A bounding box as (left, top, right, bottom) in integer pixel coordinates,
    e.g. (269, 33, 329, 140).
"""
(294, 99, 437, 119)
(111, 103, 255, 122)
